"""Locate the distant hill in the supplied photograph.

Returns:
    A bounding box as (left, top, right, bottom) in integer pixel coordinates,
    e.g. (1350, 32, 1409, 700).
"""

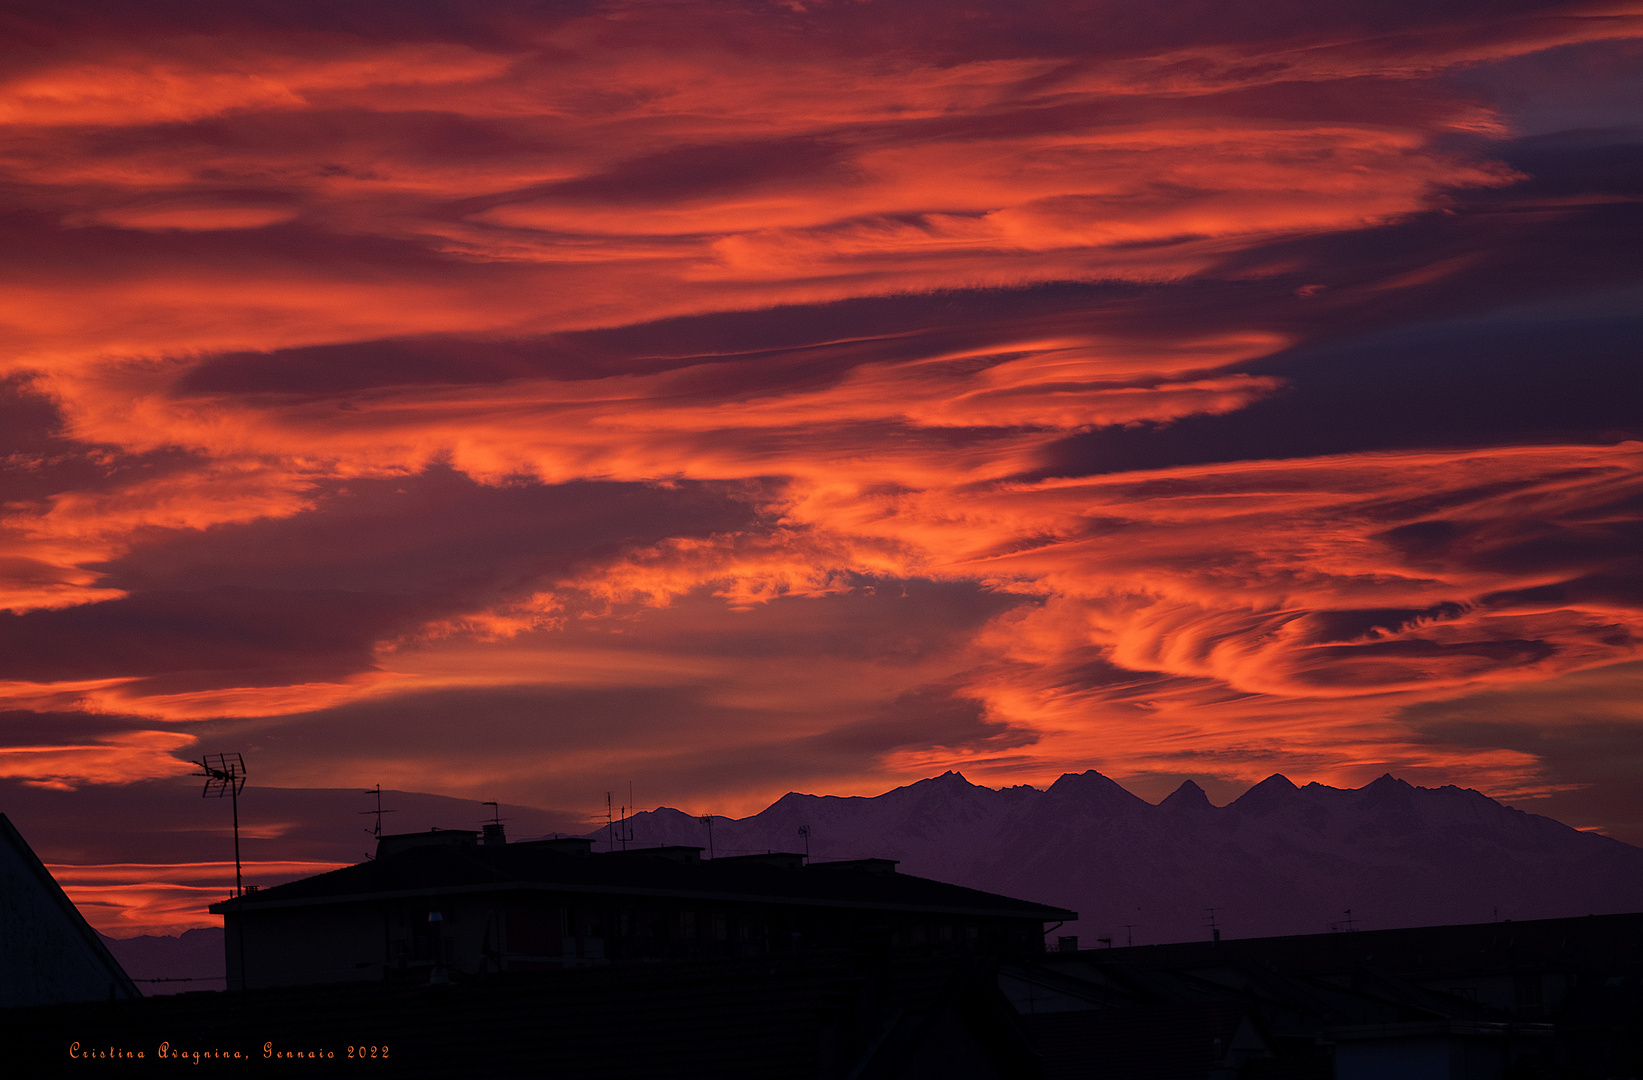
(589, 771, 1643, 945)
(99, 928, 224, 995)
(104, 772, 1643, 980)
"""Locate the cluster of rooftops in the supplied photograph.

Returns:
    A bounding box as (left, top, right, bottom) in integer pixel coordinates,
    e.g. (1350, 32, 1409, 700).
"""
(213, 825, 1074, 923)
(207, 824, 1076, 989)
(10, 812, 1643, 1077)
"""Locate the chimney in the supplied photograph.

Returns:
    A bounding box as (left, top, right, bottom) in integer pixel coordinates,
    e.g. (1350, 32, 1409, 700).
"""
(483, 822, 506, 847)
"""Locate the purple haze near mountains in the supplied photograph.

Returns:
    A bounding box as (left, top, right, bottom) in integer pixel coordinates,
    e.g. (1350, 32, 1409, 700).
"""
(592, 771, 1643, 945)
(99, 928, 224, 995)
(105, 770, 1643, 987)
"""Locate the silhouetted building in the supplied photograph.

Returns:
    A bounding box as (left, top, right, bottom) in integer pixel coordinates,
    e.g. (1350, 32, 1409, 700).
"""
(208, 827, 1077, 990)
(6, 951, 1038, 1079)
(1001, 911, 1643, 1079)
(11, 906, 1643, 1077)
(0, 814, 139, 1007)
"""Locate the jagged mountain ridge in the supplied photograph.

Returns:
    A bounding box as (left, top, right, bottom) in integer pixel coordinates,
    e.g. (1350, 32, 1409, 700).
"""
(589, 771, 1643, 944)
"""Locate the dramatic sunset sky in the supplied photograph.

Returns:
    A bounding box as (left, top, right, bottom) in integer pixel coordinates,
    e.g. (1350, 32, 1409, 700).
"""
(2, 0, 1641, 935)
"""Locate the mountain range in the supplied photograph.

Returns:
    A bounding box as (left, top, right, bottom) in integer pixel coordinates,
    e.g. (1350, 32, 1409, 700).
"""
(590, 770, 1643, 946)
(96, 770, 1643, 989)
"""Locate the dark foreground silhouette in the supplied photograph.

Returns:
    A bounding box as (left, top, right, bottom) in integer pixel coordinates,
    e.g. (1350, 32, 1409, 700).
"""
(9, 912, 1643, 1079)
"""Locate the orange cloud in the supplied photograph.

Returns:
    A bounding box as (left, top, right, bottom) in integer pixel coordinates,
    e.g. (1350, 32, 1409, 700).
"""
(79, 204, 301, 232)
(0, 0, 1637, 828)
(0, 3, 1571, 379)
(0, 729, 196, 788)
(49, 861, 347, 936)
(0, 40, 513, 127)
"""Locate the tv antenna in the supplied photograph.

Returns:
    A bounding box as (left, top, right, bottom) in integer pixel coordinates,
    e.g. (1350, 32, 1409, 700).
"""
(797, 824, 810, 861)
(698, 815, 716, 859)
(605, 790, 634, 852)
(1121, 923, 1136, 947)
(360, 784, 396, 850)
(1205, 906, 1223, 943)
(194, 753, 247, 898)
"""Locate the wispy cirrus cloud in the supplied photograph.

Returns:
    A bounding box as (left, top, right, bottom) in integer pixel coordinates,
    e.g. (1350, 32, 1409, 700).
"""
(1, 1, 1641, 933)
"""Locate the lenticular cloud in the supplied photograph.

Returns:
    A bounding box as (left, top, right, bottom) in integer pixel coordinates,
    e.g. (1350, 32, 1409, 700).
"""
(0, 0, 1640, 845)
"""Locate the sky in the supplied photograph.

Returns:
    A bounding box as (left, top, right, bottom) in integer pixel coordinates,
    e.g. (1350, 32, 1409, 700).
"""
(1, 0, 1641, 936)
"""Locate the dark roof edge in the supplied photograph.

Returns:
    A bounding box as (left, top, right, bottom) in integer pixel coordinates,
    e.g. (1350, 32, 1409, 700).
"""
(0, 813, 141, 999)
(210, 880, 1076, 922)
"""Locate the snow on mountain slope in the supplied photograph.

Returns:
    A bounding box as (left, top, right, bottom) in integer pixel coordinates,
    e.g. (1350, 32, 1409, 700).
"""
(590, 771, 1643, 944)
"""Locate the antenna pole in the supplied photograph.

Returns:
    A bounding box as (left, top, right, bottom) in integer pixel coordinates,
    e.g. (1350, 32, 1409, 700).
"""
(358, 785, 397, 859)
(193, 753, 247, 896)
(231, 778, 243, 898)
(192, 753, 248, 992)
(797, 825, 810, 861)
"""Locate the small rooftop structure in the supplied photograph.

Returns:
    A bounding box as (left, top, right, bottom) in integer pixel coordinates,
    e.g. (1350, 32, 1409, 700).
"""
(374, 828, 481, 859)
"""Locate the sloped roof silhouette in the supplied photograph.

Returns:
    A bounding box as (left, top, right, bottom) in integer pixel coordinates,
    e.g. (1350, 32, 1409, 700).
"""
(0, 813, 139, 1006)
(211, 838, 1077, 921)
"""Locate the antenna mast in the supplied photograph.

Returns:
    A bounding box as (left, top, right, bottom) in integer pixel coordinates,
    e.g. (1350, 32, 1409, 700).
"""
(360, 783, 396, 849)
(603, 788, 636, 851)
(624, 781, 635, 850)
(698, 815, 715, 859)
(194, 753, 247, 897)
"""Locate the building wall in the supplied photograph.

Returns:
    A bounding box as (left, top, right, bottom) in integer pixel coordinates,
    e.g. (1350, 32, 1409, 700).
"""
(228, 903, 394, 989)
(227, 889, 1050, 988)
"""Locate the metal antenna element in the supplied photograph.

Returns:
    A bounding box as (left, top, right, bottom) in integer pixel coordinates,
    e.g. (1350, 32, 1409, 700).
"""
(361, 783, 396, 842)
(193, 753, 247, 898)
(1330, 908, 1359, 933)
(698, 815, 715, 859)
(797, 824, 810, 861)
(483, 801, 502, 826)
(1121, 923, 1137, 947)
(1205, 906, 1224, 943)
(604, 791, 634, 851)
(624, 781, 635, 850)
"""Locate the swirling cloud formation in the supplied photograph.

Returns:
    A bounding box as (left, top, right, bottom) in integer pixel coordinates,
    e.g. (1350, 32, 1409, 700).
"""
(3, 1, 1642, 929)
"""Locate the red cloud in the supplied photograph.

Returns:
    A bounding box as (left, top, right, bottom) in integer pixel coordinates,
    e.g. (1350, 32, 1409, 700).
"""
(0, 0, 1637, 879)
